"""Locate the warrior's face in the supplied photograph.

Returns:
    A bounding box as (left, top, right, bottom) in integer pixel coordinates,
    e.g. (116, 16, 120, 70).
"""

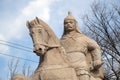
(64, 19, 76, 32)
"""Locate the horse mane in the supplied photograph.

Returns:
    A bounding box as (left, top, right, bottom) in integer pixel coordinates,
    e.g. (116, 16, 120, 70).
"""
(36, 17, 61, 47)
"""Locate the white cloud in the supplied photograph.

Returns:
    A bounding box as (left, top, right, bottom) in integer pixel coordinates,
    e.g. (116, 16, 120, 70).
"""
(1, 0, 58, 41)
(0, 0, 59, 59)
(22, 0, 51, 21)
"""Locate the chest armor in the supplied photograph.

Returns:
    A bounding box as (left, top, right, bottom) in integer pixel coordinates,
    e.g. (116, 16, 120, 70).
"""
(61, 34, 88, 54)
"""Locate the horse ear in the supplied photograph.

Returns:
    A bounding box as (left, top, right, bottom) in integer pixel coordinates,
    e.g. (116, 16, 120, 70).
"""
(26, 21, 30, 28)
(36, 17, 40, 24)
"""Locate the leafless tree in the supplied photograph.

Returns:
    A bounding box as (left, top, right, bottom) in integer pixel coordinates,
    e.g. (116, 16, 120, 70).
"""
(22, 63, 34, 78)
(8, 58, 19, 80)
(83, 0, 120, 80)
(8, 58, 34, 80)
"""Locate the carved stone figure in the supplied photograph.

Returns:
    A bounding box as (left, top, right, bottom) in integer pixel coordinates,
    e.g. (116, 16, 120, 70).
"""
(60, 12, 103, 80)
(26, 17, 77, 80)
(12, 12, 103, 80)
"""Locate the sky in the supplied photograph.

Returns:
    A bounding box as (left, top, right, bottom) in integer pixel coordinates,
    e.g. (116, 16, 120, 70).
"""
(0, 0, 96, 79)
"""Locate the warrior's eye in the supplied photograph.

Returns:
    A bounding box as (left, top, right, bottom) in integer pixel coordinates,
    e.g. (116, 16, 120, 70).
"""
(70, 21, 73, 24)
(64, 22, 68, 24)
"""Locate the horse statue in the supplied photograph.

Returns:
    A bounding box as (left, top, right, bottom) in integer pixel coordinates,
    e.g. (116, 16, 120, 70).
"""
(27, 17, 78, 80)
(12, 17, 77, 80)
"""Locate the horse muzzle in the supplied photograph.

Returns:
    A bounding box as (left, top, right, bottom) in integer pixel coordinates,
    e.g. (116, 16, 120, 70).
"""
(33, 45, 45, 56)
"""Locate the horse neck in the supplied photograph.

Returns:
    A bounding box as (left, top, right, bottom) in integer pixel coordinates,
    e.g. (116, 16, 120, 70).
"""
(38, 19, 61, 47)
(44, 26, 61, 47)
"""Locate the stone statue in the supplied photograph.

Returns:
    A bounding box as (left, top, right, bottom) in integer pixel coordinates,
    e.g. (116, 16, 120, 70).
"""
(27, 17, 77, 80)
(12, 12, 103, 80)
(60, 12, 104, 80)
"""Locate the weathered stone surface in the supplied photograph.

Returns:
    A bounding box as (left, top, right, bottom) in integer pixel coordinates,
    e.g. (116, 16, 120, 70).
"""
(39, 68, 77, 80)
(12, 74, 30, 80)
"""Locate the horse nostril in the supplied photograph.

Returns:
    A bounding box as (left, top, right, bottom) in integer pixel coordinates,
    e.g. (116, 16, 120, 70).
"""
(39, 48, 42, 51)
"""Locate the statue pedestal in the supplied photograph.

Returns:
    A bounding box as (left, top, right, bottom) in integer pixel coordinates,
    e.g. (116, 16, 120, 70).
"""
(40, 67, 77, 80)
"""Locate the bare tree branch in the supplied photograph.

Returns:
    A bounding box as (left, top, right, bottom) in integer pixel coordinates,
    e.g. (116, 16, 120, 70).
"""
(83, 1, 120, 79)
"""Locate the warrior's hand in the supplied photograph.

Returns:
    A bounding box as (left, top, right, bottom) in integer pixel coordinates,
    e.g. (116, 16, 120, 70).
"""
(93, 60, 103, 70)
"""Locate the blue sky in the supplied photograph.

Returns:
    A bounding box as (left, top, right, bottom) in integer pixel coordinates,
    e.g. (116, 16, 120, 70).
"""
(0, 0, 96, 79)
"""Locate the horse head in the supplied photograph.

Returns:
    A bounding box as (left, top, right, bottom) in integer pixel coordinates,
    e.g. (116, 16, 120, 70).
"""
(26, 17, 61, 56)
(26, 17, 48, 56)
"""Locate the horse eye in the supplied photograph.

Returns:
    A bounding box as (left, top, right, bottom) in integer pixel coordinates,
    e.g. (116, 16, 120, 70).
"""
(31, 31, 34, 34)
(70, 22, 73, 23)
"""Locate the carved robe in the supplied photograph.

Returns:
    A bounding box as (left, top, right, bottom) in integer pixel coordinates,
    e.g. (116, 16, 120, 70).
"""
(61, 32, 103, 79)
